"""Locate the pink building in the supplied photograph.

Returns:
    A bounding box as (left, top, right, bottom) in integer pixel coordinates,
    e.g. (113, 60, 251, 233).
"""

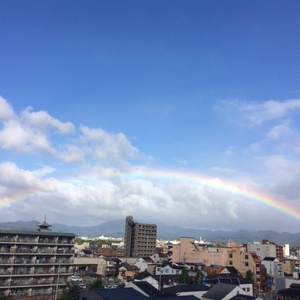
(172, 237, 230, 266)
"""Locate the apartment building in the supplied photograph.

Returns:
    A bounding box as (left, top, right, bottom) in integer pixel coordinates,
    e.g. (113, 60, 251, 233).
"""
(124, 216, 157, 257)
(0, 220, 76, 299)
(172, 237, 230, 265)
(227, 246, 268, 293)
(246, 240, 284, 262)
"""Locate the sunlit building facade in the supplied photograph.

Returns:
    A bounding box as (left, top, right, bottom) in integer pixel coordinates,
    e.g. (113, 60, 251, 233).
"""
(0, 220, 76, 299)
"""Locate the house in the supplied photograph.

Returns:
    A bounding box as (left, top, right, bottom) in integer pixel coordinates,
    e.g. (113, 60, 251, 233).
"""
(76, 249, 93, 257)
(80, 287, 199, 300)
(150, 252, 169, 264)
(125, 280, 164, 297)
(205, 278, 253, 296)
(162, 283, 210, 298)
(118, 262, 140, 281)
(217, 266, 244, 278)
(135, 257, 154, 272)
(155, 264, 182, 276)
(97, 257, 121, 279)
(202, 282, 251, 300)
(135, 275, 159, 290)
(262, 257, 283, 277)
(278, 283, 300, 300)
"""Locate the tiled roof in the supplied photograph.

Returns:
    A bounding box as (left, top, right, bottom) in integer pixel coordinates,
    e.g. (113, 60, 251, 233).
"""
(262, 257, 276, 261)
(206, 278, 251, 286)
(130, 281, 164, 297)
(202, 282, 237, 300)
(229, 295, 255, 300)
(81, 287, 199, 300)
(162, 284, 210, 295)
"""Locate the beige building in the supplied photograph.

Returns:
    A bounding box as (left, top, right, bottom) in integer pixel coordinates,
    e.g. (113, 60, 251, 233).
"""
(227, 246, 268, 293)
(172, 237, 230, 266)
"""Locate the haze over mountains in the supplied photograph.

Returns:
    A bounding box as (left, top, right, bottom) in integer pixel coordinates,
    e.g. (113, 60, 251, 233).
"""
(0, 219, 299, 246)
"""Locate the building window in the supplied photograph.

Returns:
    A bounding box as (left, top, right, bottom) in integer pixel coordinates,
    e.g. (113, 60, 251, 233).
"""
(229, 253, 233, 258)
(245, 255, 248, 259)
(245, 262, 249, 267)
(229, 261, 233, 265)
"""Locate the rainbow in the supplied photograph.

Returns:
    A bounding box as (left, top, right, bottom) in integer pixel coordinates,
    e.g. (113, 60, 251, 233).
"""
(0, 167, 299, 222)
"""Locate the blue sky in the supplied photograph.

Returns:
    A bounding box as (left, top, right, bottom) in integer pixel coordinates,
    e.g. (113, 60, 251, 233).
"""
(1, 1, 300, 234)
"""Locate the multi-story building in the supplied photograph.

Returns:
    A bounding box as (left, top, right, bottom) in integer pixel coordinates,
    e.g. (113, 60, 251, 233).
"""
(172, 237, 230, 265)
(0, 220, 76, 299)
(227, 246, 268, 293)
(124, 216, 157, 257)
(246, 240, 284, 262)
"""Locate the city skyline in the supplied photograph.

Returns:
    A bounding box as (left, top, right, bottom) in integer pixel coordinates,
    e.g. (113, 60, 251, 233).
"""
(0, 1, 300, 232)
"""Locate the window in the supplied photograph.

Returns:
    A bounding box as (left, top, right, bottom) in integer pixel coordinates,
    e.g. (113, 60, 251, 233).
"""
(245, 262, 249, 267)
(229, 253, 233, 258)
(229, 260, 233, 265)
(245, 255, 248, 259)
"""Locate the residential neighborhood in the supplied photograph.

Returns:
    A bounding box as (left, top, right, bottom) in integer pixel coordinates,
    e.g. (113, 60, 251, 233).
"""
(1, 216, 300, 300)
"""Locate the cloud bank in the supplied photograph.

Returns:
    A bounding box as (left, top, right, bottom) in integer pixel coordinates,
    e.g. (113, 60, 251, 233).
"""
(1, 96, 300, 234)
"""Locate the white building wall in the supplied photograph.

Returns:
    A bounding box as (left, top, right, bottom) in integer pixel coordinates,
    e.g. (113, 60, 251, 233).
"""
(247, 243, 276, 260)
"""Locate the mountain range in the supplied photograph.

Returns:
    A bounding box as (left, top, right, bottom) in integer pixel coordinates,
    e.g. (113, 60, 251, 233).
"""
(0, 219, 299, 246)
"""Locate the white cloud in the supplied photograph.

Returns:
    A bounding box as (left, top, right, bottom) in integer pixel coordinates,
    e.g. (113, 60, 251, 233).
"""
(0, 99, 75, 155)
(79, 125, 139, 164)
(1, 97, 300, 233)
(0, 96, 15, 120)
(0, 119, 55, 154)
(0, 99, 138, 166)
(218, 98, 300, 125)
(21, 107, 75, 134)
(265, 124, 294, 140)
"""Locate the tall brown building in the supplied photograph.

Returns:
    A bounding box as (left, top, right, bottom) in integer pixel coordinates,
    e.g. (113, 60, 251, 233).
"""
(124, 216, 157, 257)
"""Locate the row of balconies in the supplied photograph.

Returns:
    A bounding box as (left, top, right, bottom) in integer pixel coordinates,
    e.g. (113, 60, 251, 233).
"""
(0, 236, 74, 244)
(0, 257, 74, 264)
(0, 247, 74, 254)
(0, 277, 67, 287)
(5, 288, 53, 297)
(0, 284, 64, 298)
(0, 266, 74, 276)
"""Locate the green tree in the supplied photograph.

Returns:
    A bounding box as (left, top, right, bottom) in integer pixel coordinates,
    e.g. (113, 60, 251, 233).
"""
(88, 278, 103, 290)
(194, 270, 201, 284)
(179, 268, 189, 284)
(75, 238, 84, 245)
(134, 271, 151, 280)
(60, 285, 79, 300)
(246, 269, 254, 285)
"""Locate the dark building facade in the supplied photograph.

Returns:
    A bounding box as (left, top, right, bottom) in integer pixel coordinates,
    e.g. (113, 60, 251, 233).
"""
(124, 216, 157, 257)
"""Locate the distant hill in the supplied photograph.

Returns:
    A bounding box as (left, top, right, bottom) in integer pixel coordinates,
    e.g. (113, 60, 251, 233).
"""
(0, 219, 299, 246)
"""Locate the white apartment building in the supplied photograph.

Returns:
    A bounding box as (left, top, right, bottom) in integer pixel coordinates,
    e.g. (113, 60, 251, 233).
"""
(0, 221, 76, 299)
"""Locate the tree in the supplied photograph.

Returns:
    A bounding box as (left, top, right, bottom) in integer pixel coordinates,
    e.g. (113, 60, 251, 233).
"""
(88, 278, 103, 290)
(179, 269, 189, 284)
(246, 269, 254, 285)
(60, 285, 79, 300)
(134, 271, 151, 280)
(194, 270, 201, 284)
(75, 238, 84, 245)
